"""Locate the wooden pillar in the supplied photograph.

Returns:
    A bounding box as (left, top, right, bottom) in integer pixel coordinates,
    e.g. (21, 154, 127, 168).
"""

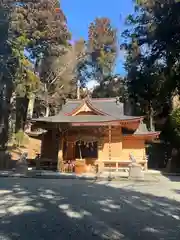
(144, 148, 148, 171)
(108, 125, 112, 161)
(97, 130, 103, 173)
(57, 137, 63, 171)
(40, 131, 45, 157)
(108, 125, 112, 174)
(143, 140, 148, 171)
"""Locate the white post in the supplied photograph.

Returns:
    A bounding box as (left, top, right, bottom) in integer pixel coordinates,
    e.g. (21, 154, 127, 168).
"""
(77, 80, 80, 100)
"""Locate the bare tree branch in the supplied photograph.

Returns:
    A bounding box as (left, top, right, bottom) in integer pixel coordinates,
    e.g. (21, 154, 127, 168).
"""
(46, 51, 87, 89)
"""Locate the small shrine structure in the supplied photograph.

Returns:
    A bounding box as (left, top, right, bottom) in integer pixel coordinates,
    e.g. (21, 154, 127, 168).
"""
(31, 97, 159, 173)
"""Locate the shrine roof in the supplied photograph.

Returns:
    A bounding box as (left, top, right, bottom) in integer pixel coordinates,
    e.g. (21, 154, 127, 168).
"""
(135, 122, 159, 136)
(134, 122, 149, 135)
(31, 98, 160, 138)
(32, 97, 143, 124)
(122, 122, 160, 139)
(60, 98, 124, 117)
(33, 114, 141, 124)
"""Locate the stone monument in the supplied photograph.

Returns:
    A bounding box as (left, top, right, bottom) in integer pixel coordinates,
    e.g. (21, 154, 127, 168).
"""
(15, 152, 28, 175)
(128, 153, 144, 180)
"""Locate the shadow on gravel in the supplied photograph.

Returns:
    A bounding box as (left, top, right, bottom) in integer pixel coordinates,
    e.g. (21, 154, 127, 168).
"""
(173, 189, 180, 195)
(0, 178, 179, 240)
(161, 174, 180, 182)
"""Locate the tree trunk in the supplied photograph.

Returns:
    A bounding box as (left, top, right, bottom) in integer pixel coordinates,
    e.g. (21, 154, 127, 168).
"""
(149, 101, 154, 131)
(149, 111, 154, 131)
(45, 105, 50, 117)
(0, 84, 13, 149)
(26, 93, 35, 132)
(15, 97, 29, 132)
(44, 83, 50, 117)
(27, 93, 35, 120)
(9, 92, 16, 135)
(77, 80, 80, 99)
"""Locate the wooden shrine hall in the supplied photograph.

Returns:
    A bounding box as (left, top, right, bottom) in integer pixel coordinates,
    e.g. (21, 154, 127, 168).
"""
(32, 97, 159, 173)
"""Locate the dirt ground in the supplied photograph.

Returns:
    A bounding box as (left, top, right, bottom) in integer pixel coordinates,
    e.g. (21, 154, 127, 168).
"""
(8, 137, 41, 161)
(0, 176, 179, 239)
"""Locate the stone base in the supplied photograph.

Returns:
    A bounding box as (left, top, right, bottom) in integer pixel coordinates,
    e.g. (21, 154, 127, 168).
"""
(15, 162, 28, 175)
(129, 165, 144, 180)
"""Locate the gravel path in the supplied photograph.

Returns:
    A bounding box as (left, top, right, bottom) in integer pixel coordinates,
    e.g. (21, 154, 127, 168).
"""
(0, 175, 180, 239)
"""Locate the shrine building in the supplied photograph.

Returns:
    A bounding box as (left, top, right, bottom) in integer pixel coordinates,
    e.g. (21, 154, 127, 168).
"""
(31, 97, 159, 173)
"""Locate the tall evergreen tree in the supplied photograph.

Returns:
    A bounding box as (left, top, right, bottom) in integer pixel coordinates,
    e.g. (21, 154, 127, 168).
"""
(87, 17, 117, 82)
(0, 0, 71, 145)
(0, 4, 16, 148)
(122, 0, 180, 130)
(12, 0, 71, 128)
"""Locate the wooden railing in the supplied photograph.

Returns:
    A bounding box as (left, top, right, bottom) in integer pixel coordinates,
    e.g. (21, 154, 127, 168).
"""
(101, 158, 148, 172)
(36, 158, 57, 170)
(102, 160, 131, 172)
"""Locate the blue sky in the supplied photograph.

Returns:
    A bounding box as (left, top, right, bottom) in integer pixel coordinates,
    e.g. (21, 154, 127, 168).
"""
(61, 0, 134, 79)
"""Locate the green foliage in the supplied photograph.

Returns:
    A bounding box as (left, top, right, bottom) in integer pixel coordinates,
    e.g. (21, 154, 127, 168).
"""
(10, 0, 71, 99)
(10, 0, 71, 58)
(92, 76, 127, 100)
(0, 0, 71, 143)
(87, 17, 117, 82)
(121, 0, 180, 130)
(171, 108, 180, 137)
(13, 130, 29, 147)
(15, 62, 40, 98)
(0, 6, 16, 149)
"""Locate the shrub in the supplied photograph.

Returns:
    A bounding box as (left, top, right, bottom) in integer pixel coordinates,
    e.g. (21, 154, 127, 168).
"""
(14, 130, 29, 147)
(171, 108, 180, 136)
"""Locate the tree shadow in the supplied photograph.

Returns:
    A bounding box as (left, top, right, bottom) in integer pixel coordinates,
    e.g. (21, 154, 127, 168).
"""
(173, 189, 180, 195)
(161, 174, 180, 182)
(0, 150, 17, 170)
(0, 178, 179, 239)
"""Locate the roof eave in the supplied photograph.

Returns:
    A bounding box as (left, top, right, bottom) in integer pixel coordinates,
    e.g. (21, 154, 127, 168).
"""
(31, 116, 143, 124)
(120, 117, 144, 123)
(123, 131, 160, 140)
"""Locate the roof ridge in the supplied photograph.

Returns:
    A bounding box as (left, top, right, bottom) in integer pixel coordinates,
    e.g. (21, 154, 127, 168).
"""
(91, 98, 117, 102)
(85, 98, 108, 116)
(66, 99, 82, 103)
(65, 98, 119, 103)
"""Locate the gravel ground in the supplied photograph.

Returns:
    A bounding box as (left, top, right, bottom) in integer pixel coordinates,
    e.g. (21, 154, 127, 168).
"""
(0, 175, 180, 239)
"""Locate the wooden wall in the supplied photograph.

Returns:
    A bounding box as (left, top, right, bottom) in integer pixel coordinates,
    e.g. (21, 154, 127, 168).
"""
(41, 130, 60, 161)
(41, 125, 147, 172)
(121, 138, 145, 161)
(63, 135, 75, 160)
(98, 126, 122, 161)
(61, 126, 146, 163)
(97, 127, 146, 171)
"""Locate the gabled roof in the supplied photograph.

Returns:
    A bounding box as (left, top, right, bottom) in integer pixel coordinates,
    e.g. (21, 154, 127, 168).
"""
(61, 98, 124, 117)
(32, 97, 160, 139)
(32, 97, 143, 125)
